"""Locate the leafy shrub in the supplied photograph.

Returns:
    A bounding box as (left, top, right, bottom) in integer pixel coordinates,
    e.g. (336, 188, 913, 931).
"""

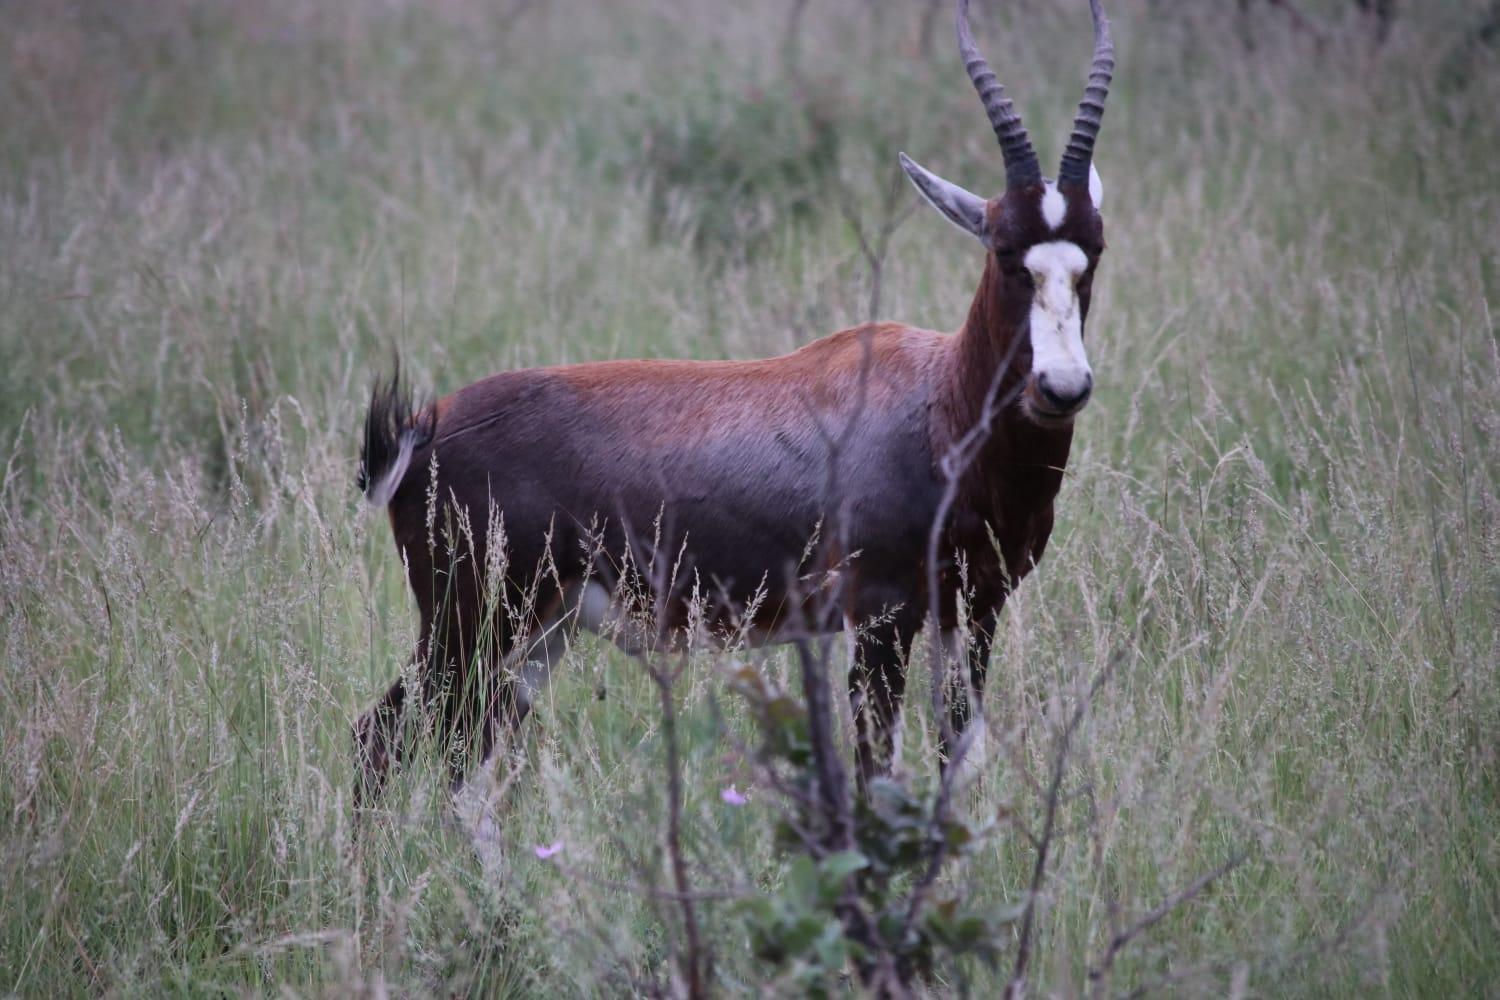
(729, 663, 1007, 992)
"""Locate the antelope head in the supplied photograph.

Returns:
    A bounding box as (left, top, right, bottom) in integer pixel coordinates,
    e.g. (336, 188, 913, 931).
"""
(902, 0, 1114, 427)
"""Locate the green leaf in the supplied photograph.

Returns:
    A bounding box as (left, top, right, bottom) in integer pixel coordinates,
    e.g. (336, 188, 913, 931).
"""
(732, 896, 776, 925)
(820, 849, 869, 884)
(944, 818, 976, 852)
(785, 854, 819, 911)
(812, 918, 849, 969)
(779, 914, 827, 955)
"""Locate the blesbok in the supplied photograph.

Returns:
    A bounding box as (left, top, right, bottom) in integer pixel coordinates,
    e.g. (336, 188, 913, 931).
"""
(354, 0, 1115, 803)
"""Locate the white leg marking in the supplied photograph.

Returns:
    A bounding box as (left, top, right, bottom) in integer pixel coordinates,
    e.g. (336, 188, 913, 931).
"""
(843, 613, 859, 678)
(578, 580, 614, 633)
(953, 714, 989, 789)
(453, 765, 507, 877)
(457, 604, 571, 878)
(941, 627, 976, 719)
(578, 579, 652, 653)
(889, 707, 905, 769)
(515, 621, 569, 713)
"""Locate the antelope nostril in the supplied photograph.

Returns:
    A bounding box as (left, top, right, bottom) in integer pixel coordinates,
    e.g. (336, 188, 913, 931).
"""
(1038, 372, 1092, 411)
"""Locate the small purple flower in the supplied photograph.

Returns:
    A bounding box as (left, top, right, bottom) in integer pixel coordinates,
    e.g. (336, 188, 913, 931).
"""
(720, 785, 748, 807)
(534, 840, 564, 860)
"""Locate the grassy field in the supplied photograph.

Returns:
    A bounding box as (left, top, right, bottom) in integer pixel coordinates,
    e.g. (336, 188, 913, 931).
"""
(2, 0, 1498, 994)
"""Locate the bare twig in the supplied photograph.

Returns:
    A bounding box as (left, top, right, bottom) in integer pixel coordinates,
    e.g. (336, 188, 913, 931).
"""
(1121, 875, 1396, 999)
(792, 636, 855, 855)
(764, 156, 923, 996)
(1005, 665, 1113, 1000)
(782, 0, 812, 84)
(898, 336, 1029, 946)
(1352, 0, 1396, 43)
(1087, 850, 1250, 995)
(916, 0, 945, 55)
(1240, 0, 1329, 47)
(647, 655, 709, 998)
(835, 169, 920, 321)
(550, 861, 750, 904)
(501, 0, 543, 27)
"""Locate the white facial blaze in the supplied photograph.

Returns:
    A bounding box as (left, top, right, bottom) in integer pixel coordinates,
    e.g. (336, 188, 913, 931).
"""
(1024, 240, 1092, 400)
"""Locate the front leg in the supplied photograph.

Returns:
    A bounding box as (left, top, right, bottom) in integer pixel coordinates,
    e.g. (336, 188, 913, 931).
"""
(848, 620, 916, 790)
(939, 610, 998, 770)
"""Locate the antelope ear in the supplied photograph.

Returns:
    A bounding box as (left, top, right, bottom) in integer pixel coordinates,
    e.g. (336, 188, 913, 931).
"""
(1088, 162, 1104, 210)
(899, 153, 989, 246)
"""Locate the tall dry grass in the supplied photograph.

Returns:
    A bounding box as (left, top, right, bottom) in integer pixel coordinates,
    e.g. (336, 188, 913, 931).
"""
(1, 0, 1497, 994)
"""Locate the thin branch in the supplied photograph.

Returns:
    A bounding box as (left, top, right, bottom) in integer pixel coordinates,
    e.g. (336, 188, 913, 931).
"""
(792, 637, 855, 854)
(899, 335, 1029, 945)
(835, 169, 920, 321)
(782, 0, 812, 87)
(1005, 665, 1113, 1000)
(551, 862, 750, 903)
(649, 658, 709, 998)
(916, 0, 944, 55)
(1249, 0, 1329, 47)
(1120, 875, 1395, 1000)
(1088, 851, 1250, 993)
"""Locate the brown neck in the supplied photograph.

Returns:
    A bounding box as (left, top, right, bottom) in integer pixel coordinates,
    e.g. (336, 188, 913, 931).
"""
(951, 253, 1027, 425)
(938, 252, 1074, 504)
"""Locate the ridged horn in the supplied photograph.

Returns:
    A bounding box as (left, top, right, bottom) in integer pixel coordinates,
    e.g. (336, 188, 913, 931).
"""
(1057, 0, 1114, 187)
(956, 0, 1040, 189)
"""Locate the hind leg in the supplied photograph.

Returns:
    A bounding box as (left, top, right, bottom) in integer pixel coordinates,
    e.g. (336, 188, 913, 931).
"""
(475, 593, 576, 769)
(355, 572, 505, 806)
(352, 628, 458, 808)
(353, 671, 412, 810)
(455, 596, 575, 870)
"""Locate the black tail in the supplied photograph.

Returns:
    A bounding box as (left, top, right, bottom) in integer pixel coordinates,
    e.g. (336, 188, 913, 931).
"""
(357, 364, 435, 506)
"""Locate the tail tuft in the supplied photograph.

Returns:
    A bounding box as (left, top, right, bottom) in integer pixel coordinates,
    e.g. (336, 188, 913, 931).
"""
(357, 364, 436, 507)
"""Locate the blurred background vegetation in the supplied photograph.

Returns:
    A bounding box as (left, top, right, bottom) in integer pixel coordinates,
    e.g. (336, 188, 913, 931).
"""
(1, 0, 1497, 994)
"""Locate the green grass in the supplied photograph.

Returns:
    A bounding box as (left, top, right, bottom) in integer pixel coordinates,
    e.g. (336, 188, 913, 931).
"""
(2, 0, 1497, 994)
